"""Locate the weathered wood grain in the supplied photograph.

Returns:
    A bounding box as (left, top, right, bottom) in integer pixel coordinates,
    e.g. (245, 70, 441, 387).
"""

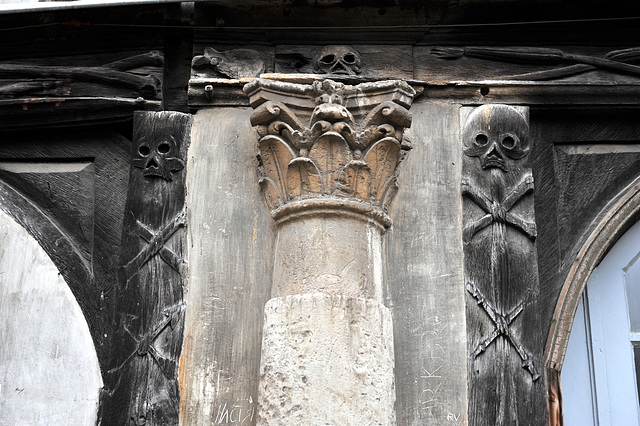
(530, 107, 640, 358)
(385, 101, 468, 425)
(0, 64, 161, 99)
(163, 27, 194, 113)
(0, 97, 161, 130)
(179, 108, 275, 426)
(101, 111, 192, 425)
(416, 46, 640, 83)
(461, 105, 547, 425)
(0, 50, 165, 129)
(0, 127, 131, 372)
(0, 6, 165, 62)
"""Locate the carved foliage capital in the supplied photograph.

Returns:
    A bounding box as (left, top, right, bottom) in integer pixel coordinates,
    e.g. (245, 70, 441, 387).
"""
(244, 79, 416, 227)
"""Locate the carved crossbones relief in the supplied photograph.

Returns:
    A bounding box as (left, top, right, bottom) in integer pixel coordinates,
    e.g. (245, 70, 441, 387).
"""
(313, 45, 362, 75)
(466, 281, 540, 380)
(461, 174, 537, 242)
(108, 303, 184, 392)
(124, 207, 186, 278)
(462, 104, 540, 382)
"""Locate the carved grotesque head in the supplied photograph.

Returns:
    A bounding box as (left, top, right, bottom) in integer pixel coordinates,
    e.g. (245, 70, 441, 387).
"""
(313, 45, 362, 75)
(133, 135, 184, 181)
(463, 105, 529, 171)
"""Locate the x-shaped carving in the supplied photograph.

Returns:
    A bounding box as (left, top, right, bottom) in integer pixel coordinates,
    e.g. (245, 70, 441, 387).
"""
(124, 207, 186, 278)
(466, 281, 540, 380)
(462, 174, 536, 243)
(108, 304, 184, 383)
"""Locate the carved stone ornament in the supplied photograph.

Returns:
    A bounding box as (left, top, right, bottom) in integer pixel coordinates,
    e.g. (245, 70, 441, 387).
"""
(191, 47, 265, 79)
(243, 78, 415, 229)
(312, 45, 362, 75)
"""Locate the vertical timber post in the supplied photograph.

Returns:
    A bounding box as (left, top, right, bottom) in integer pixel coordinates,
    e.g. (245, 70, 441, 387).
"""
(461, 105, 547, 424)
(102, 111, 192, 425)
(244, 78, 415, 424)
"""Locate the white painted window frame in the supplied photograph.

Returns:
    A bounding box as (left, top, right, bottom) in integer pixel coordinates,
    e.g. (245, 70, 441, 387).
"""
(563, 220, 640, 425)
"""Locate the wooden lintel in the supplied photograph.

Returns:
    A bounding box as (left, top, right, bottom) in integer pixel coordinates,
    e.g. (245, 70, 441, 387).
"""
(0, 97, 162, 129)
(188, 75, 640, 108)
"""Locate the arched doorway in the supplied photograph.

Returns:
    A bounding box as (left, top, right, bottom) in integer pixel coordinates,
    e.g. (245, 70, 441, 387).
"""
(0, 208, 102, 424)
(562, 219, 640, 424)
(546, 176, 640, 425)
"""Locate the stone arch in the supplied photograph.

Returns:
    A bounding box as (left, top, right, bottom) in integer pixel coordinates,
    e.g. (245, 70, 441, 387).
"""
(0, 207, 103, 424)
(545, 174, 640, 371)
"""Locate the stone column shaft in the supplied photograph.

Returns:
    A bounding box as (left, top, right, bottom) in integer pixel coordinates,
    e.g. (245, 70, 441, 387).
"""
(244, 78, 415, 425)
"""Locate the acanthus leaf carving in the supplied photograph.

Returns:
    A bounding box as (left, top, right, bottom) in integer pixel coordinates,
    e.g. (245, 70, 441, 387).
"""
(364, 137, 402, 204)
(258, 136, 296, 204)
(287, 158, 323, 199)
(244, 78, 416, 228)
(336, 160, 371, 201)
(308, 132, 353, 194)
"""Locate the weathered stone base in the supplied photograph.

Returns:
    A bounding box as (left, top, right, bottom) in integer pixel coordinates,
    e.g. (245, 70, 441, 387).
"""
(257, 293, 396, 425)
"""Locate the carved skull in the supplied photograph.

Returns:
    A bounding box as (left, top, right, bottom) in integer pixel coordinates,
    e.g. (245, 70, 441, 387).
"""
(313, 45, 362, 75)
(463, 105, 529, 171)
(133, 135, 184, 181)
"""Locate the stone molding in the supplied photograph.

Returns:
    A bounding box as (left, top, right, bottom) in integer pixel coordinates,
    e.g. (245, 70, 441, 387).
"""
(244, 78, 416, 230)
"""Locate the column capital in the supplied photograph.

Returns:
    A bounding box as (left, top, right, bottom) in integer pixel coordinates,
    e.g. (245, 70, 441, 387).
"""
(244, 78, 416, 230)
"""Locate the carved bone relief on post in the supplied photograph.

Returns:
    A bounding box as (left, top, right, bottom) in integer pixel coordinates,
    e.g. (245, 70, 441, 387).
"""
(103, 111, 191, 425)
(462, 104, 547, 425)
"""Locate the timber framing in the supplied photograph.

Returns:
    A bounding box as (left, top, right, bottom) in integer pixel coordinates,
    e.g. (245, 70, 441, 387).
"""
(1, 1, 640, 425)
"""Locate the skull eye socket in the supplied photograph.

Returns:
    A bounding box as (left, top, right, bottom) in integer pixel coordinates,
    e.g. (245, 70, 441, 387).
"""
(502, 136, 516, 149)
(343, 54, 356, 64)
(158, 142, 171, 154)
(320, 54, 336, 64)
(138, 145, 150, 156)
(475, 134, 489, 146)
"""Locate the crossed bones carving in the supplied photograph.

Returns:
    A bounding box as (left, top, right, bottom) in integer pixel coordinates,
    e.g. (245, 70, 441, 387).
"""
(463, 173, 540, 380)
(461, 173, 536, 243)
(124, 207, 187, 279)
(108, 303, 184, 397)
(466, 281, 540, 380)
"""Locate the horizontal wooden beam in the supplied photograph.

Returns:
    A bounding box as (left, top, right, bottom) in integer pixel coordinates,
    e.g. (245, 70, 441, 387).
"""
(0, 97, 161, 129)
(189, 74, 640, 107)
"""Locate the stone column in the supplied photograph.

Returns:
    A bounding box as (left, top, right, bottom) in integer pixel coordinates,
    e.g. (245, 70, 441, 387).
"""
(244, 78, 415, 425)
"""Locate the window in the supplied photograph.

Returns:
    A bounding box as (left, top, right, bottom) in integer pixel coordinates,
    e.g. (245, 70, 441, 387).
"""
(563, 220, 640, 424)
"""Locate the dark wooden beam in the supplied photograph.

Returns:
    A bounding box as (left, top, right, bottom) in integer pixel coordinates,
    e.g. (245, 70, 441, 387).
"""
(100, 111, 192, 425)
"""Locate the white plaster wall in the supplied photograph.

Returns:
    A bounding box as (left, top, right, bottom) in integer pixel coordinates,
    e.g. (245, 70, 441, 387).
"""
(0, 208, 102, 426)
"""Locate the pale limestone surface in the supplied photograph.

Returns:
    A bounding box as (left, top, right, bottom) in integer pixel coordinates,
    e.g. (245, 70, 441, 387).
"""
(258, 293, 395, 425)
(0, 208, 102, 426)
(272, 215, 383, 301)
